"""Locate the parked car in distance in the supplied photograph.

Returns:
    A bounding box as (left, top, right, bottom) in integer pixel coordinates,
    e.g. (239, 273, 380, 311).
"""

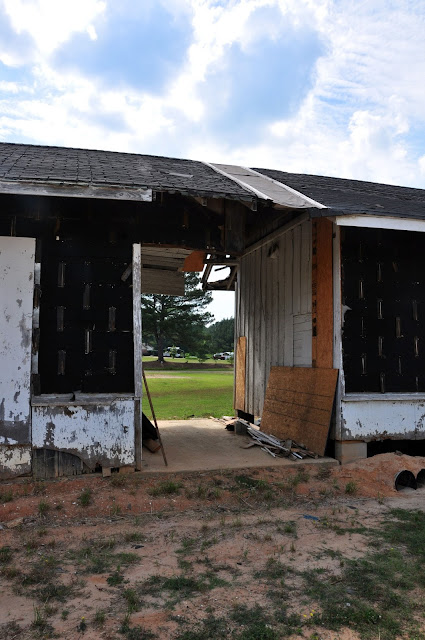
(163, 347, 185, 358)
(213, 351, 234, 360)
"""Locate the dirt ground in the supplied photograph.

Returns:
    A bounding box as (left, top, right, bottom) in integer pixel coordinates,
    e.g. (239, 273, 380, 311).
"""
(1, 453, 425, 639)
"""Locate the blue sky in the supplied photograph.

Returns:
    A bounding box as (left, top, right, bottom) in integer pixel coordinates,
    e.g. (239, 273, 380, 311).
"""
(1, 0, 425, 320)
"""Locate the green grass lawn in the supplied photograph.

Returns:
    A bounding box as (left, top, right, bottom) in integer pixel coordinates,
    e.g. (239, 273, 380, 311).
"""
(143, 370, 234, 420)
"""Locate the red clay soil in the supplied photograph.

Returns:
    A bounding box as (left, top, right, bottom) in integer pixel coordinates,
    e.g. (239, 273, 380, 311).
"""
(0, 452, 423, 527)
(1, 453, 425, 640)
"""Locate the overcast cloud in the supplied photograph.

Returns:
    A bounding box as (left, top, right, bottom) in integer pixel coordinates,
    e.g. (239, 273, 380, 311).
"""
(1, 0, 424, 319)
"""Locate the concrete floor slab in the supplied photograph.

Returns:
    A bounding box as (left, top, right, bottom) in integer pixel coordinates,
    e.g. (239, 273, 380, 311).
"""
(140, 419, 339, 474)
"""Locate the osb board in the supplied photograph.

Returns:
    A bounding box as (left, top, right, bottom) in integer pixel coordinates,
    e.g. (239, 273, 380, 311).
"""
(261, 366, 338, 455)
(234, 336, 246, 411)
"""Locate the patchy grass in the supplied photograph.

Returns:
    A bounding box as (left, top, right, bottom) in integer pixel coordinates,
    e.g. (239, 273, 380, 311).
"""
(143, 370, 234, 420)
(141, 572, 229, 606)
(299, 509, 425, 639)
(148, 480, 182, 497)
(69, 540, 139, 574)
(120, 621, 157, 639)
(173, 608, 284, 640)
(254, 557, 291, 582)
(5, 470, 425, 640)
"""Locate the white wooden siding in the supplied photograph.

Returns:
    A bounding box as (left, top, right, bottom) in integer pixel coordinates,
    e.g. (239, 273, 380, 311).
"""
(236, 219, 312, 416)
(293, 314, 312, 366)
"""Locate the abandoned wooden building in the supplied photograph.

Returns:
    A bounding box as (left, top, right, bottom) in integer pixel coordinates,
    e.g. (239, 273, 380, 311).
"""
(1, 142, 425, 478)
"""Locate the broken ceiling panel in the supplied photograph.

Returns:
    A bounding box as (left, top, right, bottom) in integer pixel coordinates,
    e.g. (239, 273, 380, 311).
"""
(141, 267, 185, 295)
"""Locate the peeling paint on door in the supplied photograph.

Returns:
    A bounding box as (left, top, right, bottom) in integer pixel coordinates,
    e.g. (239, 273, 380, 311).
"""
(0, 237, 35, 477)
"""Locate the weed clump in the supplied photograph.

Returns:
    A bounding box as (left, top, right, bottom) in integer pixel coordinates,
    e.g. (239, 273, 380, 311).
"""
(148, 480, 182, 497)
(316, 466, 332, 480)
(0, 546, 12, 565)
(78, 487, 92, 507)
(345, 481, 358, 495)
(94, 609, 106, 626)
(107, 570, 125, 586)
(0, 489, 13, 503)
(38, 500, 50, 516)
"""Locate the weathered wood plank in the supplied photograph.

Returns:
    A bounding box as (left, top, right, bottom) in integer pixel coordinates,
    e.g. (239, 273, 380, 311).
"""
(283, 230, 293, 365)
(271, 240, 279, 366)
(301, 220, 312, 314)
(292, 224, 301, 315)
(235, 336, 247, 411)
(293, 313, 312, 367)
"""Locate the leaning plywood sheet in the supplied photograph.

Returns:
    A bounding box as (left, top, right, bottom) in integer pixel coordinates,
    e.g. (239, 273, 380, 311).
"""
(261, 366, 338, 456)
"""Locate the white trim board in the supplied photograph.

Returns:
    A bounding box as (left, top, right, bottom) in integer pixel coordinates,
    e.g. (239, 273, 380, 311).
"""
(333, 215, 425, 232)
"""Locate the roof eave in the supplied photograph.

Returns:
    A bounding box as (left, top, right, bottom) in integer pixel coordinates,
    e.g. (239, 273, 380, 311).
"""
(0, 179, 258, 205)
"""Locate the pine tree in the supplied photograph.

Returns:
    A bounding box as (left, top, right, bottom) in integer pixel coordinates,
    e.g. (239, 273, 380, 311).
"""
(141, 273, 213, 362)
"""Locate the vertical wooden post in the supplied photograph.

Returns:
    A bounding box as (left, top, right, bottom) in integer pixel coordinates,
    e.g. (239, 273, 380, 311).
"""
(312, 218, 334, 369)
(234, 336, 247, 411)
(132, 243, 143, 471)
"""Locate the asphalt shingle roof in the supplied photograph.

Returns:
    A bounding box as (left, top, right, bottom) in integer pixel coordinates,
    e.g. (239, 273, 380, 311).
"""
(254, 168, 425, 219)
(1, 142, 425, 219)
(0, 142, 253, 201)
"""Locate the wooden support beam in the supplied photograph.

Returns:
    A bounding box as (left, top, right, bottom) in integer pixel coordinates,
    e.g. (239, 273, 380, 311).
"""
(312, 218, 334, 369)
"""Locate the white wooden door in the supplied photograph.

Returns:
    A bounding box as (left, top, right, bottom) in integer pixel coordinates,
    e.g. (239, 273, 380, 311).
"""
(0, 236, 35, 446)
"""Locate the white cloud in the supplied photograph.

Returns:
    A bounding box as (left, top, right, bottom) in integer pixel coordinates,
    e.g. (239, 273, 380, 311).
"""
(86, 25, 98, 41)
(1, 0, 105, 57)
(215, 0, 425, 187)
(1, 0, 425, 189)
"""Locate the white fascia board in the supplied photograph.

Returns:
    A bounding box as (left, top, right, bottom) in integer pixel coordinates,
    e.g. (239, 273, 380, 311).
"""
(334, 215, 425, 232)
(0, 180, 153, 202)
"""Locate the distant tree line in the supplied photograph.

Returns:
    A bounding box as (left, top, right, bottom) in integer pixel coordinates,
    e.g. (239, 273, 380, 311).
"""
(141, 273, 234, 362)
